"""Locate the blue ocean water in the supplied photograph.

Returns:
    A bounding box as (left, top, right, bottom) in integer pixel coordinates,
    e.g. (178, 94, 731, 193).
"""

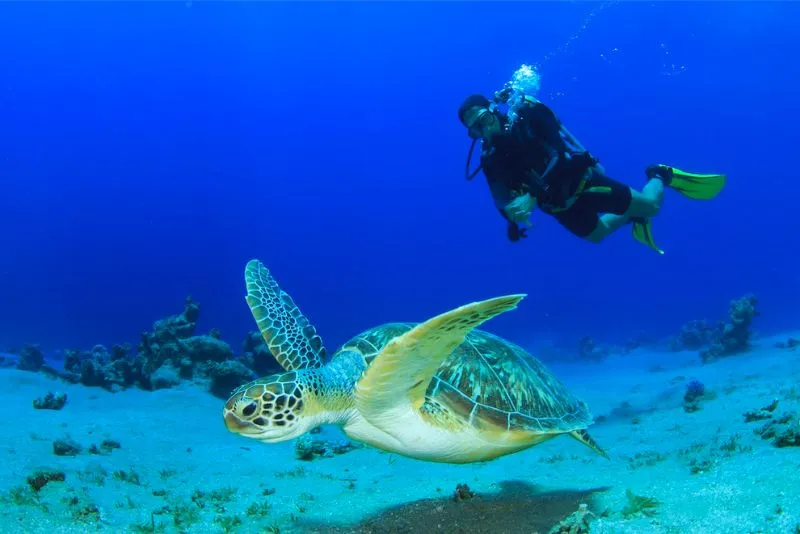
(0, 3, 799, 532)
(0, 1, 797, 355)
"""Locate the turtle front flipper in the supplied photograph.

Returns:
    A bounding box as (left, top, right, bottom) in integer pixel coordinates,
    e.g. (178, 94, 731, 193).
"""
(354, 294, 526, 433)
(244, 259, 326, 371)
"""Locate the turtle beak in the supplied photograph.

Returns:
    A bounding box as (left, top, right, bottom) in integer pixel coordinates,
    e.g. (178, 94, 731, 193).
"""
(222, 384, 307, 443)
(224, 410, 263, 436)
(223, 392, 264, 436)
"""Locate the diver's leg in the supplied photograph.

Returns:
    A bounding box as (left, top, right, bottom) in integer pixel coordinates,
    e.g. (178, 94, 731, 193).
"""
(551, 203, 602, 243)
(625, 178, 665, 219)
(551, 203, 626, 244)
(572, 169, 636, 242)
(586, 213, 629, 243)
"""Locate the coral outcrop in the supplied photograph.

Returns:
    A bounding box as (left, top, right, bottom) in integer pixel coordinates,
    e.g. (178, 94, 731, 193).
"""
(294, 434, 359, 461)
(33, 392, 67, 410)
(744, 400, 800, 448)
(682, 380, 710, 413)
(17, 345, 45, 371)
(240, 331, 283, 377)
(669, 320, 716, 351)
(32, 297, 262, 399)
(700, 294, 759, 363)
(668, 294, 759, 363)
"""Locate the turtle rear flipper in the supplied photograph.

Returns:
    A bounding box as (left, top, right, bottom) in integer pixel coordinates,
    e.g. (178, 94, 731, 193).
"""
(354, 294, 525, 434)
(245, 259, 326, 371)
(570, 429, 609, 459)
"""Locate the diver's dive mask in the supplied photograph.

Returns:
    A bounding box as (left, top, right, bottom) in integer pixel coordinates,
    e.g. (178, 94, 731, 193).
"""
(464, 105, 499, 181)
(466, 108, 496, 139)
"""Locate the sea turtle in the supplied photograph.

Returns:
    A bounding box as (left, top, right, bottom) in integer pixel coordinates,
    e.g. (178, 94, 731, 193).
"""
(223, 259, 607, 463)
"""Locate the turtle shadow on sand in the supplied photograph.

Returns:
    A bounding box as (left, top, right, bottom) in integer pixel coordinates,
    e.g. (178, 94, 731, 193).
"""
(300, 480, 611, 534)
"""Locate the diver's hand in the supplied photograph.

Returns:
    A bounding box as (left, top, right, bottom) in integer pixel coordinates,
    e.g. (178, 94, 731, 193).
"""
(494, 86, 513, 103)
(504, 193, 536, 227)
(507, 222, 528, 242)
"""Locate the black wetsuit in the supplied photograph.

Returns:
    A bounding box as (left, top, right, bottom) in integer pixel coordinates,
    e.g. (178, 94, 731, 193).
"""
(481, 99, 632, 239)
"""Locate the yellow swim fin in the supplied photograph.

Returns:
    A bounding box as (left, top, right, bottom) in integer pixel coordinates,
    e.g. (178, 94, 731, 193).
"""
(648, 164, 727, 200)
(631, 218, 664, 255)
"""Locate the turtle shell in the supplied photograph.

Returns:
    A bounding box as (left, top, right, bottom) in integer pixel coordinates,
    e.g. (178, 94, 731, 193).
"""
(337, 323, 593, 434)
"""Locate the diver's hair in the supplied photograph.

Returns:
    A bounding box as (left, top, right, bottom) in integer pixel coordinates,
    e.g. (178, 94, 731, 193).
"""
(458, 94, 492, 125)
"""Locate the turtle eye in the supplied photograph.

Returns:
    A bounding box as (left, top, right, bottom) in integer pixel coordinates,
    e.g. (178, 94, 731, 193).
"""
(242, 402, 258, 417)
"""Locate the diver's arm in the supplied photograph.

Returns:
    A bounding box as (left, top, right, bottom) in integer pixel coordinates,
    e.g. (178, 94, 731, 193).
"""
(539, 147, 560, 181)
(488, 179, 515, 213)
(488, 179, 530, 241)
(489, 191, 523, 241)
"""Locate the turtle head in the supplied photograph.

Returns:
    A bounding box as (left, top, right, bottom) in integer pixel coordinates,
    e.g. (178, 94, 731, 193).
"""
(223, 370, 323, 443)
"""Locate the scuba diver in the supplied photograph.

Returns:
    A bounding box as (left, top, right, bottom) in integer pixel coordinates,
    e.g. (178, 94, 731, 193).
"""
(458, 89, 726, 254)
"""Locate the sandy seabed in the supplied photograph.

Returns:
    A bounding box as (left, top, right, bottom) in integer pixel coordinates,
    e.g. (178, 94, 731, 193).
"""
(0, 331, 798, 534)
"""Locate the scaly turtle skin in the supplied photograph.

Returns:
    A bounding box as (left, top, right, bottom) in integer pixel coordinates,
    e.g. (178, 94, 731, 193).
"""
(223, 259, 606, 464)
